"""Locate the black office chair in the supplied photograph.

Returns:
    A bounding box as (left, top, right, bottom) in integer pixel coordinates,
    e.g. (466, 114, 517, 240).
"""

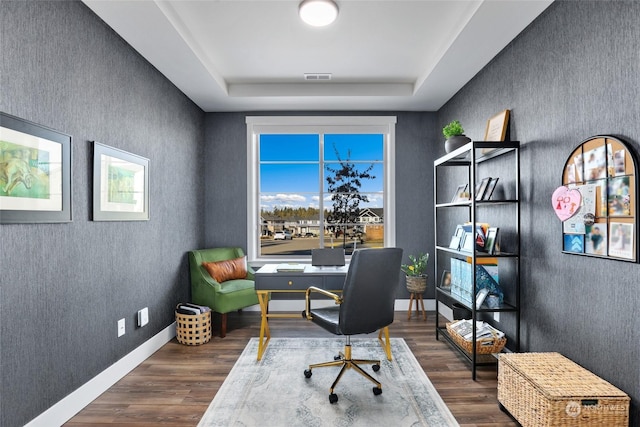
(302, 247, 403, 404)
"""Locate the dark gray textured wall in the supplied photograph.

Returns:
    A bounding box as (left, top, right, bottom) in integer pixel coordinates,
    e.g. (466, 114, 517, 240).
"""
(438, 1, 639, 422)
(204, 112, 440, 297)
(0, 2, 204, 426)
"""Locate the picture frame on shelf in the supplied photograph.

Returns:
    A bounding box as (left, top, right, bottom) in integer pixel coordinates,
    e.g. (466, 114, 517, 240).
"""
(485, 227, 499, 254)
(0, 112, 72, 223)
(440, 270, 451, 291)
(484, 109, 510, 142)
(475, 288, 490, 309)
(475, 177, 491, 200)
(482, 177, 500, 200)
(451, 183, 469, 203)
(93, 142, 149, 221)
(448, 225, 465, 250)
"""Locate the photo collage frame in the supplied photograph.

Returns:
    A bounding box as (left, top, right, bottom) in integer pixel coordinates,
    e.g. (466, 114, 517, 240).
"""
(561, 135, 637, 262)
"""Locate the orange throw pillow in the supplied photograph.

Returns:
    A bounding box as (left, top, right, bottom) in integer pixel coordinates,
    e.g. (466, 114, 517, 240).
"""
(202, 256, 247, 282)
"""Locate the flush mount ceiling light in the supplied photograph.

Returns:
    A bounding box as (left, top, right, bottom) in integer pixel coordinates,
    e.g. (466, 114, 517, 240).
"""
(299, 0, 339, 27)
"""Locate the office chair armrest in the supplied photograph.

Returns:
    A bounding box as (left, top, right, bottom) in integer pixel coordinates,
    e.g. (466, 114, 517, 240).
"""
(304, 286, 342, 320)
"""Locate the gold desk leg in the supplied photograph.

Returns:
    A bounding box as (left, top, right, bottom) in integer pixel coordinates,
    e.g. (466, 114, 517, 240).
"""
(378, 326, 392, 361)
(256, 291, 271, 360)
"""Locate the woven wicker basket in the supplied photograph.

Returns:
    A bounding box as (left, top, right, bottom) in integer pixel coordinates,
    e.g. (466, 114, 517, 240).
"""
(175, 306, 212, 346)
(406, 275, 427, 293)
(446, 322, 506, 355)
(498, 353, 630, 427)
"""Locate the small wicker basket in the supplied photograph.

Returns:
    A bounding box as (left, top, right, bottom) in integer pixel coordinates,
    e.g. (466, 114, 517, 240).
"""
(406, 275, 427, 293)
(446, 322, 506, 355)
(175, 305, 212, 346)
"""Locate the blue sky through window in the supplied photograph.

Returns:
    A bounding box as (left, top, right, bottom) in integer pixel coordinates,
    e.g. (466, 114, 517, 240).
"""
(259, 133, 383, 211)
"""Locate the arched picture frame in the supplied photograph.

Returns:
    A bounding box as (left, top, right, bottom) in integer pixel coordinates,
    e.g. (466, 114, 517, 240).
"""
(560, 135, 638, 262)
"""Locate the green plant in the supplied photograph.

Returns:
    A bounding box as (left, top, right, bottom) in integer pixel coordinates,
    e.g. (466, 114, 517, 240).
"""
(442, 120, 465, 139)
(401, 252, 429, 277)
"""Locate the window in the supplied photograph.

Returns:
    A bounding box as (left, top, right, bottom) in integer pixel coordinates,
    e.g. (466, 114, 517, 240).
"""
(247, 116, 396, 262)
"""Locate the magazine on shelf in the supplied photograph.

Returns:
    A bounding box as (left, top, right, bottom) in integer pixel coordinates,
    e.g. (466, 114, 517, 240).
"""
(449, 319, 505, 342)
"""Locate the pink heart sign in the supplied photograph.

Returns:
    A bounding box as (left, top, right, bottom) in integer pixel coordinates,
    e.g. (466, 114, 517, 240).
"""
(552, 186, 582, 221)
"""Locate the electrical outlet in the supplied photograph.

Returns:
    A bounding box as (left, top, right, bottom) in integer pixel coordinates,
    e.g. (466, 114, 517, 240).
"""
(493, 312, 500, 322)
(138, 307, 149, 327)
(118, 318, 126, 337)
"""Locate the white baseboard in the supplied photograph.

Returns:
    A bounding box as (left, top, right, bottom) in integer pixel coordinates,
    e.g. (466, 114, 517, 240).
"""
(25, 323, 177, 427)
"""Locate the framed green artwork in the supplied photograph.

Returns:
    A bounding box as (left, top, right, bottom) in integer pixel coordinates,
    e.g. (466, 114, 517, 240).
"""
(93, 142, 149, 221)
(0, 112, 72, 223)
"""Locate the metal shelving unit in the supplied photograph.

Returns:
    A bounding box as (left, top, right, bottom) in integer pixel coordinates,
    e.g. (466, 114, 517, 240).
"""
(433, 141, 521, 380)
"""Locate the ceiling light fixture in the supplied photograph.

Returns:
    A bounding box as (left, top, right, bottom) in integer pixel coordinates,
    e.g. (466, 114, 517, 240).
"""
(299, 0, 339, 27)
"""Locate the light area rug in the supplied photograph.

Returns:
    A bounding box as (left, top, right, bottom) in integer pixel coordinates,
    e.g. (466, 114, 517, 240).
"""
(198, 337, 459, 427)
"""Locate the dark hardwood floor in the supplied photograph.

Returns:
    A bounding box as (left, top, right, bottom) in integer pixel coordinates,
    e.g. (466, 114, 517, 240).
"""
(65, 311, 517, 426)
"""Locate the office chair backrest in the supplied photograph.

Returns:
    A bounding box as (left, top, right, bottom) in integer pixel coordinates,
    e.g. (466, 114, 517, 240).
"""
(338, 248, 403, 335)
(311, 248, 346, 266)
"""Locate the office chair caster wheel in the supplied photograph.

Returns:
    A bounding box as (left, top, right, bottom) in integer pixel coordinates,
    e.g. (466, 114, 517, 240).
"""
(372, 363, 380, 372)
(373, 387, 382, 396)
(329, 393, 338, 404)
(334, 355, 341, 361)
(304, 369, 312, 378)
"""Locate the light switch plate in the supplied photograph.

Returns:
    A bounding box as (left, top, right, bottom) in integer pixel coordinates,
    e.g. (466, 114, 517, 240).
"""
(138, 307, 149, 327)
(118, 318, 125, 337)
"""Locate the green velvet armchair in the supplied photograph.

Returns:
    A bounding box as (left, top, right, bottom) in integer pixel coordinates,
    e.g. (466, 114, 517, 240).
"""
(188, 247, 259, 337)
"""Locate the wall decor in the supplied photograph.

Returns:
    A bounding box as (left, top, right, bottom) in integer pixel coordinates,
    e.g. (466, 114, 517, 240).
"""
(559, 135, 637, 262)
(0, 112, 72, 223)
(483, 109, 510, 142)
(93, 142, 149, 221)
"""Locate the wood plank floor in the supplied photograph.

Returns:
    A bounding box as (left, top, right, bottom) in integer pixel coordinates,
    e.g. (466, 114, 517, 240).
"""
(65, 311, 517, 427)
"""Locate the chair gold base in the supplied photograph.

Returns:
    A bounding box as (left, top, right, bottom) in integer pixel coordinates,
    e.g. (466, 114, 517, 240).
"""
(304, 337, 383, 403)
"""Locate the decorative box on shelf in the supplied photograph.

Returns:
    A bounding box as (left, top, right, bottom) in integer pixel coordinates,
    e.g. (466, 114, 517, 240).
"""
(498, 352, 630, 427)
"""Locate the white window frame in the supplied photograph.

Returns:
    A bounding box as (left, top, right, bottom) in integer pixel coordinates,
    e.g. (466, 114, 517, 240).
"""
(246, 116, 397, 264)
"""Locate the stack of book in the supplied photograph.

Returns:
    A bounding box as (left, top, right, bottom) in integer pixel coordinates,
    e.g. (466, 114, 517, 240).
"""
(176, 303, 211, 315)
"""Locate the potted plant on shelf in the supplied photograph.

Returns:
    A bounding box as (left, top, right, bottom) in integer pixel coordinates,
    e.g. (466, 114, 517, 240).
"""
(401, 252, 429, 293)
(442, 120, 471, 153)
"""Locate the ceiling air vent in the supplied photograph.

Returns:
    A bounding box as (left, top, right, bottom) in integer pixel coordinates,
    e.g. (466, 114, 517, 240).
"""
(304, 73, 332, 81)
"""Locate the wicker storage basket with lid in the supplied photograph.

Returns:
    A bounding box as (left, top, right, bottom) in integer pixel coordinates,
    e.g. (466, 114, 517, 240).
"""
(498, 352, 629, 427)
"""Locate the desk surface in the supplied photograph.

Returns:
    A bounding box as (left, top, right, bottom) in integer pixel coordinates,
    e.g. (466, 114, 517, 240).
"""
(255, 263, 349, 275)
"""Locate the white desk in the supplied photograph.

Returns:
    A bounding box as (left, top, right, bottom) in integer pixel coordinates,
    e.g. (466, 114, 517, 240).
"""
(254, 263, 392, 361)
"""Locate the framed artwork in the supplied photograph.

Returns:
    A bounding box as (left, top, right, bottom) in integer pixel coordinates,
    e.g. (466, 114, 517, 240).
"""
(451, 183, 469, 203)
(483, 177, 499, 200)
(475, 177, 491, 200)
(484, 109, 510, 142)
(0, 112, 72, 223)
(560, 135, 637, 262)
(93, 142, 149, 221)
(440, 270, 451, 291)
(485, 227, 499, 254)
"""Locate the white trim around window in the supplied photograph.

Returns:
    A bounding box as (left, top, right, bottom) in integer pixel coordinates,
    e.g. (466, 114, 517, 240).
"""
(246, 116, 397, 264)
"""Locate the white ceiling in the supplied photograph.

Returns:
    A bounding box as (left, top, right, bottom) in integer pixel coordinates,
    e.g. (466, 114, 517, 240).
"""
(82, 0, 553, 112)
